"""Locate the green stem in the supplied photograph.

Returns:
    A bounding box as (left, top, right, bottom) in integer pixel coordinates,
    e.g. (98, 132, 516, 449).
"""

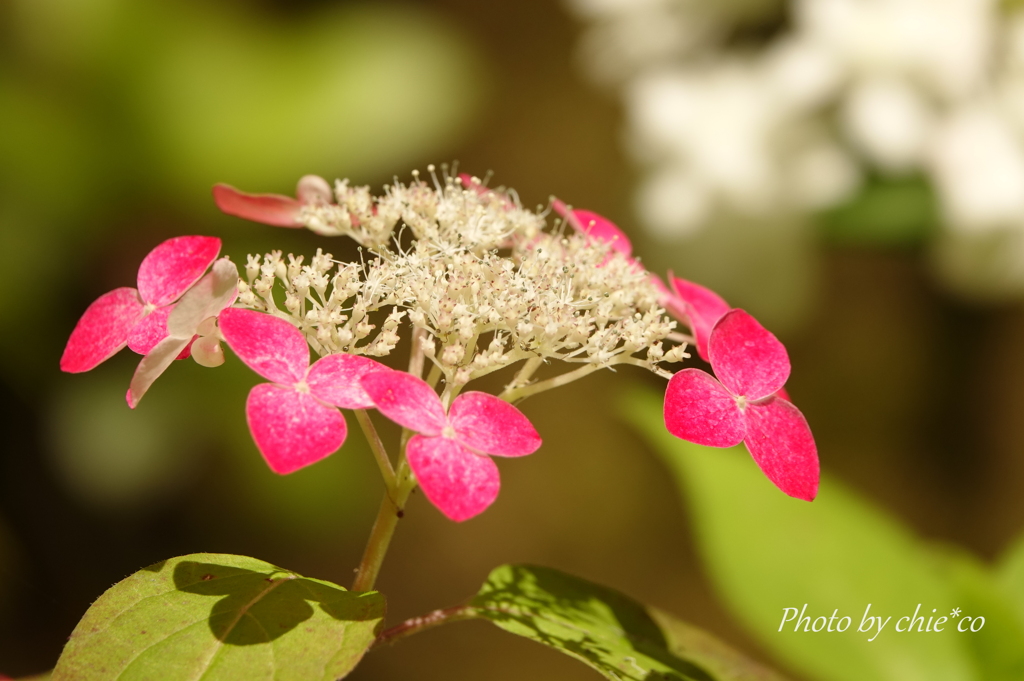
(355, 409, 395, 491)
(372, 605, 479, 648)
(425, 363, 443, 389)
(352, 452, 416, 592)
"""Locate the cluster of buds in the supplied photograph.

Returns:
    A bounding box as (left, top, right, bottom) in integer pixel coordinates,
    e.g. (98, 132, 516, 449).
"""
(62, 168, 819, 521)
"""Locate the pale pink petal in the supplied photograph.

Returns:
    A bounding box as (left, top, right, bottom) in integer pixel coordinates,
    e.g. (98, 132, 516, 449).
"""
(246, 383, 347, 474)
(449, 392, 542, 457)
(136, 236, 221, 307)
(359, 371, 447, 436)
(296, 175, 333, 204)
(406, 435, 500, 522)
(127, 306, 169, 355)
(60, 288, 145, 373)
(190, 335, 225, 367)
(664, 369, 746, 447)
(166, 258, 238, 339)
(218, 308, 308, 385)
(743, 396, 819, 501)
(552, 198, 632, 257)
(126, 336, 192, 408)
(212, 184, 304, 227)
(306, 354, 390, 409)
(708, 309, 790, 401)
(667, 276, 730, 361)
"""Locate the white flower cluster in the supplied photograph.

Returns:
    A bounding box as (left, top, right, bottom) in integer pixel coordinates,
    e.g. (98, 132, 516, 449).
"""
(569, 0, 1024, 275)
(236, 171, 686, 395)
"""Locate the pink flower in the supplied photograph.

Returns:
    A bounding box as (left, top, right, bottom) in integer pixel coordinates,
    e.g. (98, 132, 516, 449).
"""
(654, 274, 730, 362)
(212, 175, 333, 227)
(360, 371, 542, 522)
(218, 308, 389, 474)
(664, 309, 818, 501)
(127, 258, 239, 408)
(61, 235, 222, 373)
(551, 198, 632, 258)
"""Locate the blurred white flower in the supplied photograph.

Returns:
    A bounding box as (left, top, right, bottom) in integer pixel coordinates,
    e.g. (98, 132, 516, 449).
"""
(929, 104, 1024, 233)
(841, 78, 934, 172)
(569, 0, 1024, 295)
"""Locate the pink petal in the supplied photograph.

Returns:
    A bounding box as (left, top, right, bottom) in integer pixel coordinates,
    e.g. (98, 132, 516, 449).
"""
(212, 184, 304, 227)
(60, 287, 145, 373)
(449, 392, 542, 457)
(136, 236, 221, 307)
(127, 306, 169, 355)
(306, 354, 390, 409)
(127, 306, 194, 359)
(359, 371, 447, 436)
(246, 383, 347, 474)
(663, 369, 746, 447)
(708, 309, 790, 401)
(743, 396, 819, 501)
(458, 173, 485, 195)
(667, 276, 730, 361)
(126, 336, 192, 408)
(218, 308, 309, 385)
(296, 175, 333, 204)
(406, 435, 500, 522)
(552, 199, 632, 257)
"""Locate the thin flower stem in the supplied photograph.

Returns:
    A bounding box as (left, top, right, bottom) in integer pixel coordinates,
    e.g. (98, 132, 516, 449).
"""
(509, 356, 543, 388)
(355, 409, 395, 491)
(667, 331, 695, 345)
(372, 605, 480, 648)
(425, 363, 442, 390)
(409, 327, 426, 378)
(352, 446, 416, 592)
(498, 363, 603, 402)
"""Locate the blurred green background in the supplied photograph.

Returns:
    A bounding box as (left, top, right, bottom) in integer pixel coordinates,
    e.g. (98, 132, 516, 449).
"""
(2, 0, 1024, 679)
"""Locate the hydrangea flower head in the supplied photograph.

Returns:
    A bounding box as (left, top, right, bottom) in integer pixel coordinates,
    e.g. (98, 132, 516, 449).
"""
(360, 371, 541, 521)
(127, 256, 239, 408)
(664, 309, 818, 501)
(61, 235, 221, 373)
(218, 308, 389, 474)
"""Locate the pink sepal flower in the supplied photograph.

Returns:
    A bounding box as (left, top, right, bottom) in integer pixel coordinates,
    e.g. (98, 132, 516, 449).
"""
(127, 257, 239, 408)
(654, 274, 730, 362)
(218, 308, 389, 474)
(212, 175, 333, 227)
(551, 198, 632, 258)
(360, 371, 542, 522)
(61, 236, 221, 373)
(664, 309, 818, 501)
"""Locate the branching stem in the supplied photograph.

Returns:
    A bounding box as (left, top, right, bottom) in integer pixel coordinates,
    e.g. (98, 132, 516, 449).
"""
(373, 605, 479, 648)
(498, 363, 602, 402)
(355, 409, 395, 491)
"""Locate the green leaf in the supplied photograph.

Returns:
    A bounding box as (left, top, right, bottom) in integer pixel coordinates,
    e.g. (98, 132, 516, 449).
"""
(53, 553, 385, 681)
(472, 564, 787, 681)
(625, 389, 978, 681)
(936, 548, 1024, 680)
(998, 525, 1024, 629)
